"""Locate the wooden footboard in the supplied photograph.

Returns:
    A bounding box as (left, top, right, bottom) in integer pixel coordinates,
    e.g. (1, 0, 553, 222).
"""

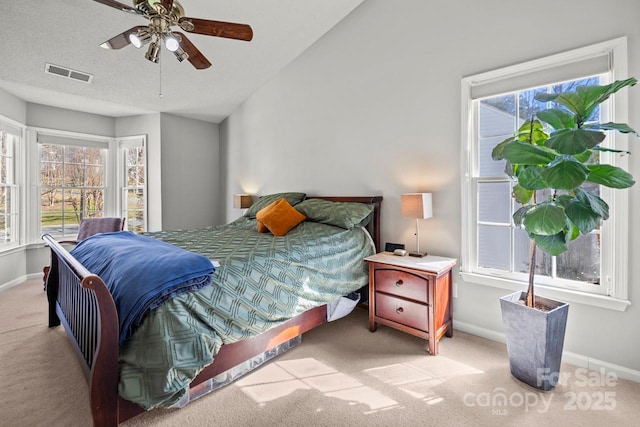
(43, 235, 120, 427)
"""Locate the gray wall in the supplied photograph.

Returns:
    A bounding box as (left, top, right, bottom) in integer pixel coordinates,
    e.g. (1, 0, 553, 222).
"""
(0, 87, 26, 124)
(26, 103, 115, 136)
(220, 0, 640, 374)
(160, 113, 221, 230)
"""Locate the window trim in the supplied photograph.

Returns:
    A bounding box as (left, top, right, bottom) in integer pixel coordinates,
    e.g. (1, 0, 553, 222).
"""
(0, 116, 25, 251)
(460, 37, 631, 311)
(26, 127, 116, 244)
(118, 135, 147, 232)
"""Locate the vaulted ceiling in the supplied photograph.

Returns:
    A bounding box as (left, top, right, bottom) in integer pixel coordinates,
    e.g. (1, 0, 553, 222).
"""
(0, 0, 364, 123)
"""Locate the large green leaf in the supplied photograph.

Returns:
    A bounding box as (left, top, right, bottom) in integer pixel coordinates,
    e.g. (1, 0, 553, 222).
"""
(535, 92, 560, 102)
(587, 164, 636, 188)
(502, 141, 557, 165)
(523, 202, 567, 236)
(512, 184, 534, 204)
(517, 166, 548, 190)
(565, 198, 602, 234)
(578, 78, 638, 118)
(545, 128, 605, 155)
(574, 149, 593, 163)
(513, 205, 533, 227)
(530, 232, 568, 256)
(537, 108, 577, 130)
(536, 78, 638, 121)
(587, 122, 639, 135)
(575, 187, 609, 220)
(491, 136, 514, 161)
(593, 146, 631, 155)
(516, 119, 549, 146)
(538, 92, 590, 119)
(540, 155, 590, 190)
(566, 221, 581, 242)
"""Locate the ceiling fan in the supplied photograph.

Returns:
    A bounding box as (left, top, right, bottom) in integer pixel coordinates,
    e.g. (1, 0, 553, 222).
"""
(94, 0, 253, 70)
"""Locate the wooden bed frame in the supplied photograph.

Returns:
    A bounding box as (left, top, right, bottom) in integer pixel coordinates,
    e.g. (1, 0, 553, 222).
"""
(44, 195, 382, 426)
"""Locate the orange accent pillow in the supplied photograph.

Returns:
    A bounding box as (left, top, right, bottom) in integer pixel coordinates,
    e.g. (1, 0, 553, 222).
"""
(257, 220, 268, 233)
(256, 198, 307, 236)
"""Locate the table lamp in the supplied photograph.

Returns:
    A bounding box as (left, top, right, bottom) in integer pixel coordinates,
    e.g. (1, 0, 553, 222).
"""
(401, 193, 432, 257)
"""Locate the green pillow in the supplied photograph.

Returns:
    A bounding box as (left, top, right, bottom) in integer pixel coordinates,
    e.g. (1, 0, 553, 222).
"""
(244, 192, 306, 218)
(294, 199, 373, 230)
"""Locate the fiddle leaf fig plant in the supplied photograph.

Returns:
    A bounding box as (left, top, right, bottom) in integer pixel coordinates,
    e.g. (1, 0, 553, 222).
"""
(492, 77, 638, 307)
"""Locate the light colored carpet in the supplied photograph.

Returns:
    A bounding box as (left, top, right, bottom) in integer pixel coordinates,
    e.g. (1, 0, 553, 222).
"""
(2, 279, 640, 426)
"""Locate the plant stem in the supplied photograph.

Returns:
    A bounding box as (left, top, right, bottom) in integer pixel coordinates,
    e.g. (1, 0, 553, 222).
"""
(524, 115, 536, 308)
(526, 239, 535, 307)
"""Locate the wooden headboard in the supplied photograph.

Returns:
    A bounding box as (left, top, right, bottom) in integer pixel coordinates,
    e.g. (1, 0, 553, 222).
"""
(307, 196, 383, 251)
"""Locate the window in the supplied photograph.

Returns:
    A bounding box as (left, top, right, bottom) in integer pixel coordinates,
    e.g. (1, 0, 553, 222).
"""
(461, 38, 630, 310)
(119, 136, 147, 233)
(38, 133, 108, 238)
(0, 122, 21, 247)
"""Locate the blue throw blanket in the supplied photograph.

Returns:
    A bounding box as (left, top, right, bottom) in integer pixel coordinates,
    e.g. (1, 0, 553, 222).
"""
(70, 231, 215, 344)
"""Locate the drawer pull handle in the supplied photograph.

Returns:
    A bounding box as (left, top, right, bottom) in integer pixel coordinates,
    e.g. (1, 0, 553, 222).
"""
(396, 307, 404, 314)
(395, 280, 403, 287)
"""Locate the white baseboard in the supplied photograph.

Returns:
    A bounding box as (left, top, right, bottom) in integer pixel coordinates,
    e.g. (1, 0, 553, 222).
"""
(0, 273, 43, 293)
(0, 275, 28, 293)
(454, 320, 640, 384)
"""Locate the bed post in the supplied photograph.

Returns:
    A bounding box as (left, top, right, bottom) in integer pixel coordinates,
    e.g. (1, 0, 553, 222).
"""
(45, 252, 60, 327)
(80, 274, 119, 427)
(42, 235, 121, 427)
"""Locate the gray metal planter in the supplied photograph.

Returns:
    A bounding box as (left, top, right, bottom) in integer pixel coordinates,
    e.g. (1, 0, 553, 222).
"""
(500, 291, 569, 391)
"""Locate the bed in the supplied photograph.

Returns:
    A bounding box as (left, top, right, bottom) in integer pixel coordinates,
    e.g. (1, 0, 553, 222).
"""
(43, 195, 382, 426)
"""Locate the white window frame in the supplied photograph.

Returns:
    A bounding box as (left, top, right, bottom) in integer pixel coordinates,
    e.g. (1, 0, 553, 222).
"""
(27, 128, 116, 243)
(460, 37, 631, 311)
(0, 116, 25, 252)
(118, 135, 147, 232)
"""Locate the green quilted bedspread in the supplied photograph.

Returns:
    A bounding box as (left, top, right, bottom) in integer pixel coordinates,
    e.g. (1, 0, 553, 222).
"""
(118, 216, 374, 409)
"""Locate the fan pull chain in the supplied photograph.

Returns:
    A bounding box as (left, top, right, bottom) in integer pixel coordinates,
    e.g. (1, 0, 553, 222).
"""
(159, 47, 163, 98)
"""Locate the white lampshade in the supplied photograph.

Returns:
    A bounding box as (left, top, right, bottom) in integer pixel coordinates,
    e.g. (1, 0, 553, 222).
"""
(401, 193, 433, 219)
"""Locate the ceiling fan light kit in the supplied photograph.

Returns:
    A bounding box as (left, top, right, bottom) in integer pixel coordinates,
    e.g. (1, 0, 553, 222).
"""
(173, 46, 189, 62)
(144, 41, 161, 63)
(94, 0, 253, 70)
(129, 29, 152, 48)
(163, 34, 180, 52)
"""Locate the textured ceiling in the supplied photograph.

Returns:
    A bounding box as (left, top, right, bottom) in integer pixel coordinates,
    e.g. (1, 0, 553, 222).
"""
(0, 0, 364, 123)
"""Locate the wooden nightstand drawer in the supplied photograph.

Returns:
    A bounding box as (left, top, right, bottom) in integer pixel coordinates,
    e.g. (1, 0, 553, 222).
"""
(375, 293, 428, 332)
(366, 252, 457, 355)
(375, 269, 428, 303)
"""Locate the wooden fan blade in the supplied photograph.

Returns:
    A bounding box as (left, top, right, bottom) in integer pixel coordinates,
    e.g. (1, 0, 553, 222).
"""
(159, 0, 174, 13)
(174, 32, 212, 69)
(179, 17, 253, 41)
(100, 26, 147, 50)
(92, 0, 141, 15)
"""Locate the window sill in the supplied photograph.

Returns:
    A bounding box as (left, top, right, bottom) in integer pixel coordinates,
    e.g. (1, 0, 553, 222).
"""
(460, 271, 631, 312)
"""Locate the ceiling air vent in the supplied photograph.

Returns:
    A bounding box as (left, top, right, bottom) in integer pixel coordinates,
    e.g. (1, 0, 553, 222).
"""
(45, 63, 93, 84)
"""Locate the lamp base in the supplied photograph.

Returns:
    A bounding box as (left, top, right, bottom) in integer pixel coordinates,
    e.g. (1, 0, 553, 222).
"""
(408, 251, 427, 258)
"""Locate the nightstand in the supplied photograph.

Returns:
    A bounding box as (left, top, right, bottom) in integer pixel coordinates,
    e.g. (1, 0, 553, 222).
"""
(365, 252, 457, 355)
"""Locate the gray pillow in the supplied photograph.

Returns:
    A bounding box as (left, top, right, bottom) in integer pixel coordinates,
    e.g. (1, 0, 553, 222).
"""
(294, 199, 373, 230)
(244, 192, 307, 218)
